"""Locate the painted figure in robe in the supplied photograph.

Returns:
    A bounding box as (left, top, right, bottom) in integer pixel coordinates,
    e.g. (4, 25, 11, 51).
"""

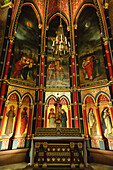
(48, 108, 56, 128)
(61, 109, 67, 128)
(101, 107, 113, 138)
(5, 105, 15, 136)
(47, 62, 55, 80)
(20, 107, 28, 134)
(13, 56, 29, 78)
(54, 97, 62, 121)
(88, 108, 97, 136)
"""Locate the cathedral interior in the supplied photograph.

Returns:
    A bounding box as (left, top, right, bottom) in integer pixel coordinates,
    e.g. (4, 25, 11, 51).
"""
(0, 0, 113, 169)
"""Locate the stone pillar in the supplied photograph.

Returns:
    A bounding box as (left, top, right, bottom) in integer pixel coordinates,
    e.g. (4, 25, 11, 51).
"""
(0, 38, 14, 115)
(14, 102, 22, 136)
(37, 90, 43, 128)
(0, 100, 9, 136)
(73, 91, 79, 128)
(95, 103, 105, 149)
(44, 105, 48, 128)
(95, 103, 103, 137)
(27, 104, 33, 136)
(83, 105, 88, 137)
(68, 105, 71, 128)
(103, 38, 113, 94)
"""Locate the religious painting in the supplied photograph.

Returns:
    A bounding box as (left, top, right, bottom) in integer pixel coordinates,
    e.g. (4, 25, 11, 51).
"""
(101, 107, 113, 138)
(5, 105, 15, 136)
(0, 7, 9, 67)
(48, 107, 56, 128)
(10, 6, 39, 86)
(87, 108, 97, 137)
(18, 95, 31, 136)
(3, 93, 19, 138)
(46, 16, 70, 89)
(45, 92, 71, 128)
(19, 107, 28, 136)
(77, 6, 107, 87)
(98, 94, 113, 139)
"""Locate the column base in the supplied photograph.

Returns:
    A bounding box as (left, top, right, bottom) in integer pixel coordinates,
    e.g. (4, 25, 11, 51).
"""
(42, 162, 47, 168)
(99, 139, 105, 150)
(12, 139, 18, 149)
(85, 138, 91, 148)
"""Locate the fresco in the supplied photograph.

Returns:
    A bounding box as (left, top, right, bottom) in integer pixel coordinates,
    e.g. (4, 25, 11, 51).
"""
(77, 6, 107, 87)
(87, 108, 97, 136)
(45, 92, 71, 128)
(46, 16, 70, 89)
(101, 107, 113, 138)
(2, 93, 19, 138)
(10, 6, 39, 86)
(5, 105, 16, 136)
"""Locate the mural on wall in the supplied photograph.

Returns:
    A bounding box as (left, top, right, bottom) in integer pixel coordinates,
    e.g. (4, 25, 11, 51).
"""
(98, 94, 113, 139)
(3, 93, 19, 138)
(48, 108, 56, 128)
(10, 6, 39, 86)
(101, 107, 113, 138)
(46, 16, 70, 89)
(20, 107, 28, 135)
(5, 105, 15, 136)
(88, 108, 97, 136)
(46, 97, 68, 128)
(45, 92, 71, 128)
(77, 6, 107, 87)
(19, 95, 31, 136)
(84, 96, 98, 138)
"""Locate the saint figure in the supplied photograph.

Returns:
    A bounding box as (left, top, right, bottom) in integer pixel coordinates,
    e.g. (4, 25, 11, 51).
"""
(54, 97, 62, 121)
(5, 105, 15, 136)
(88, 108, 97, 136)
(101, 107, 112, 138)
(84, 56, 94, 80)
(48, 108, 56, 128)
(20, 107, 28, 134)
(61, 109, 67, 128)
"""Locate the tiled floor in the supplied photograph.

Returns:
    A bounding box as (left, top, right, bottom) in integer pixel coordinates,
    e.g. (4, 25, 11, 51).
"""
(0, 162, 113, 170)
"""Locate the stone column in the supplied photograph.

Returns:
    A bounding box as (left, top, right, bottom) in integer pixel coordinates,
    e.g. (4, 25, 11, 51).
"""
(14, 102, 22, 136)
(0, 100, 9, 136)
(44, 105, 48, 128)
(68, 105, 72, 128)
(0, 38, 14, 114)
(83, 105, 88, 137)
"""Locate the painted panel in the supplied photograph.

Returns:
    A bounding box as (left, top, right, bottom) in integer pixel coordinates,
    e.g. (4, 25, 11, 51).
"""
(45, 92, 71, 128)
(77, 7, 107, 87)
(10, 6, 39, 87)
(46, 16, 70, 89)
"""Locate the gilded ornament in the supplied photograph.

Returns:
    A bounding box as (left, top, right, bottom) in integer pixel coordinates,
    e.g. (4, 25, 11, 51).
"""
(62, 148, 65, 151)
(47, 158, 50, 162)
(62, 158, 65, 162)
(67, 158, 71, 162)
(52, 157, 55, 162)
(52, 148, 56, 151)
(57, 157, 60, 162)
(70, 142, 74, 149)
(57, 148, 60, 151)
(78, 143, 82, 149)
